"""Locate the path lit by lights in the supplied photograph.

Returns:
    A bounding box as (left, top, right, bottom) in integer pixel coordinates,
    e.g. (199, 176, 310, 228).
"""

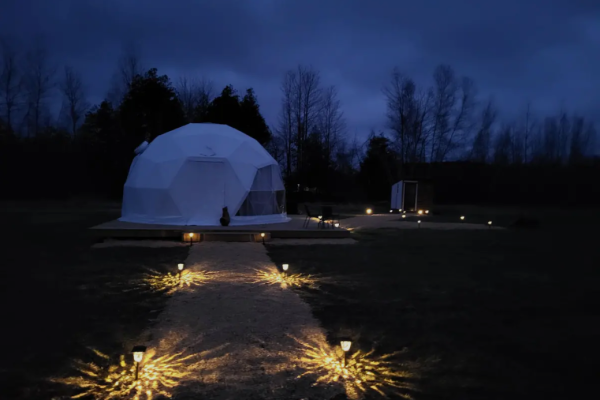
(253, 269, 319, 289)
(291, 335, 416, 399)
(52, 348, 202, 400)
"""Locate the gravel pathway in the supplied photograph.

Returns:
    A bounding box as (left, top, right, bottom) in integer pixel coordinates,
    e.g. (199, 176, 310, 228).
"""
(142, 242, 344, 400)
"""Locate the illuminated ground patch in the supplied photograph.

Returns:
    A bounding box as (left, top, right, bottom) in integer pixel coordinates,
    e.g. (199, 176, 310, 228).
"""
(253, 269, 319, 289)
(52, 348, 202, 400)
(291, 335, 417, 399)
(130, 269, 215, 295)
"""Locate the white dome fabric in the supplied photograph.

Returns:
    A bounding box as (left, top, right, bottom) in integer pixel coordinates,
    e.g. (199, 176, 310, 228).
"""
(120, 123, 289, 226)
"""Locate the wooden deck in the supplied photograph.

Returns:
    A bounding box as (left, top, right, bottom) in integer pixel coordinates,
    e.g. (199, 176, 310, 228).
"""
(89, 215, 351, 241)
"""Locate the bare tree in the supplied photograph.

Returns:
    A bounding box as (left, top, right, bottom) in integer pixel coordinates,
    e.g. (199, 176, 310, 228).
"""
(429, 64, 456, 161)
(383, 69, 430, 166)
(0, 38, 22, 132)
(276, 65, 322, 185)
(59, 66, 88, 135)
(293, 65, 321, 184)
(316, 85, 346, 171)
(470, 98, 496, 163)
(569, 116, 595, 165)
(175, 76, 213, 122)
(107, 43, 143, 105)
(493, 124, 513, 165)
(276, 70, 296, 178)
(23, 38, 56, 137)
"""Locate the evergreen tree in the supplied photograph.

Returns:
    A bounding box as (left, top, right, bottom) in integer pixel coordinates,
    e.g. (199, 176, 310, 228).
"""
(239, 88, 271, 145)
(119, 68, 185, 147)
(359, 134, 397, 201)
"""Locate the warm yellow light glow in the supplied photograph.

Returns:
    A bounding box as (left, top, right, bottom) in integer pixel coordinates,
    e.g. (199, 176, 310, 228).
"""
(399, 208, 402, 212)
(366, 209, 372, 215)
(340, 341, 352, 352)
(260, 232, 265, 237)
(418, 210, 423, 215)
(318, 215, 322, 219)
(460, 216, 465, 220)
(52, 348, 202, 400)
(177, 263, 184, 271)
(488, 221, 492, 225)
(254, 269, 318, 289)
(402, 215, 406, 219)
(282, 263, 289, 271)
(292, 336, 416, 399)
(140, 269, 214, 295)
(133, 351, 144, 363)
(425, 210, 429, 214)
(188, 232, 194, 238)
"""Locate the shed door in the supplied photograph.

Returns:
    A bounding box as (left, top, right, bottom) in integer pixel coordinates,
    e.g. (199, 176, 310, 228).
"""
(403, 182, 418, 212)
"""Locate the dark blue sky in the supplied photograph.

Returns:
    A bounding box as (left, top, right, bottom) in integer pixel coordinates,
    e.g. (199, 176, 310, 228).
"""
(1, 0, 599, 142)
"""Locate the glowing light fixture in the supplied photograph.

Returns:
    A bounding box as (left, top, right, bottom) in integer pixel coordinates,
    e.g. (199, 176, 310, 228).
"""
(282, 263, 289, 277)
(418, 210, 423, 215)
(402, 214, 406, 219)
(488, 221, 492, 229)
(399, 208, 402, 212)
(366, 208, 373, 215)
(188, 232, 194, 246)
(460, 216, 465, 221)
(334, 222, 340, 228)
(340, 339, 352, 367)
(425, 210, 429, 214)
(131, 345, 147, 380)
(177, 263, 184, 280)
(260, 232, 265, 245)
(389, 209, 393, 213)
(417, 220, 421, 228)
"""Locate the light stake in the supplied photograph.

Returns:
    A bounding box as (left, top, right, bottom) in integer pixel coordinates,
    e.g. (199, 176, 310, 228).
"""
(402, 214, 406, 219)
(390, 209, 393, 213)
(282, 263, 289, 277)
(418, 210, 423, 215)
(334, 222, 340, 228)
(488, 221, 492, 229)
(340, 340, 352, 367)
(131, 345, 147, 381)
(425, 210, 429, 214)
(418, 220, 421, 228)
(366, 208, 372, 215)
(188, 232, 194, 246)
(177, 263, 184, 280)
(460, 216, 465, 222)
(261, 232, 265, 245)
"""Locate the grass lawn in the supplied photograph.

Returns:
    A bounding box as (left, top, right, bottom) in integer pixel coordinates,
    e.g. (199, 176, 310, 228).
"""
(0, 206, 189, 400)
(267, 207, 600, 400)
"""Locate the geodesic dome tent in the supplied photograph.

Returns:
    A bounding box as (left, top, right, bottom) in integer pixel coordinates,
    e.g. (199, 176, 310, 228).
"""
(120, 123, 289, 226)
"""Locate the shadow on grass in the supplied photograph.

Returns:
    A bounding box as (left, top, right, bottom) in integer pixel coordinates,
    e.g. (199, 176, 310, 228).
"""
(267, 220, 600, 399)
(0, 209, 189, 400)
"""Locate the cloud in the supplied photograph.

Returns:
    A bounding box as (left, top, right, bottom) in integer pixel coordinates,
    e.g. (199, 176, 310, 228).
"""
(1, 0, 599, 139)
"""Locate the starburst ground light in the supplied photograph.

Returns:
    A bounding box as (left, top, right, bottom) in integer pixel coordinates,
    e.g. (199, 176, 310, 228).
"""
(140, 269, 214, 294)
(291, 335, 416, 399)
(52, 348, 202, 400)
(253, 269, 320, 289)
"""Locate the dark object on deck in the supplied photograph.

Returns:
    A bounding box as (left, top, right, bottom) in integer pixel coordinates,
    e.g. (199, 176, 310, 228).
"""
(220, 207, 230, 226)
(303, 205, 317, 228)
(509, 216, 541, 229)
(321, 206, 340, 229)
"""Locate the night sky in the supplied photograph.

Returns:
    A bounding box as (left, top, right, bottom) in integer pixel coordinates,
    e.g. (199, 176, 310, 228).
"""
(1, 0, 599, 142)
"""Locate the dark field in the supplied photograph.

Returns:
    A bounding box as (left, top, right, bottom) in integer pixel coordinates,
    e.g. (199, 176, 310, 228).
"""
(267, 207, 600, 399)
(0, 206, 189, 399)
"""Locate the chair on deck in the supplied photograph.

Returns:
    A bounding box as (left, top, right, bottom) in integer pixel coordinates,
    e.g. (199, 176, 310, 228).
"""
(303, 205, 318, 228)
(321, 206, 339, 229)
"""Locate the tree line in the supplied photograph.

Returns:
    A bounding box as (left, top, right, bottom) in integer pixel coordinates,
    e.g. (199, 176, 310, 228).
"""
(0, 38, 598, 206)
